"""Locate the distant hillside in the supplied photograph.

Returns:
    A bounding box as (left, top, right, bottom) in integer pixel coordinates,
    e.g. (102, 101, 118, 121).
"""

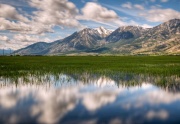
(0, 49, 14, 55)
(14, 19, 180, 55)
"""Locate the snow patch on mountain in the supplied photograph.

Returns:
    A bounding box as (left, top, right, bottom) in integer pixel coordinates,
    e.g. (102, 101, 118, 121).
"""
(95, 26, 112, 37)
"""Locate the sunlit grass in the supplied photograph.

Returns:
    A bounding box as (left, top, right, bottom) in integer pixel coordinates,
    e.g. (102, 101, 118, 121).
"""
(0, 56, 179, 77)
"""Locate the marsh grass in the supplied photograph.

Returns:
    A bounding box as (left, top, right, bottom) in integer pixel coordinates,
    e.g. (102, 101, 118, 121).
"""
(0, 56, 180, 78)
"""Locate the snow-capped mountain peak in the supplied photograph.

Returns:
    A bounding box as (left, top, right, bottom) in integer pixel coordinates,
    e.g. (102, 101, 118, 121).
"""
(96, 26, 107, 34)
(95, 26, 112, 37)
(14, 19, 180, 55)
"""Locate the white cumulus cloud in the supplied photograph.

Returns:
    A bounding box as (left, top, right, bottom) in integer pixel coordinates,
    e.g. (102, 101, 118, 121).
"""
(121, 2, 132, 9)
(139, 8, 180, 22)
(29, 0, 80, 27)
(0, 35, 9, 41)
(0, 4, 29, 22)
(160, 0, 168, 2)
(0, 17, 53, 34)
(134, 4, 144, 10)
(13, 34, 40, 43)
(0, 0, 81, 34)
(79, 2, 118, 22)
(121, 2, 144, 10)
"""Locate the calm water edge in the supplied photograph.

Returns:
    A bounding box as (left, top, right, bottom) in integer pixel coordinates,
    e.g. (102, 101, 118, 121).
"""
(0, 73, 180, 124)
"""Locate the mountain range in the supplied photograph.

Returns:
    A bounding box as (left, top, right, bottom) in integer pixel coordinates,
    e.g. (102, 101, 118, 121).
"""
(14, 19, 180, 55)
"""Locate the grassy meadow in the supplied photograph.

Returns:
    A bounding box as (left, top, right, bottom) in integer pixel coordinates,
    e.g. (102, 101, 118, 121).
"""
(0, 56, 180, 78)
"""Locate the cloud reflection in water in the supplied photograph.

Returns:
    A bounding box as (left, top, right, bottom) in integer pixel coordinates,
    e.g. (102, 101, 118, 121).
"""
(0, 74, 180, 124)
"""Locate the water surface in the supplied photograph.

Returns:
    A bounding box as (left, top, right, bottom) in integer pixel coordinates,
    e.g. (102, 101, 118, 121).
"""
(0, 73, 180, 124)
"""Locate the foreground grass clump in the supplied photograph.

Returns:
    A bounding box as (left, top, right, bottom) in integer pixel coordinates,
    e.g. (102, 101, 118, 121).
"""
(0, 56, 180, 77)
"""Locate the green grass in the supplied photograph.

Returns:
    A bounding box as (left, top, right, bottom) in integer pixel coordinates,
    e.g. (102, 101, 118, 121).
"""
(0, 56, 180, 77)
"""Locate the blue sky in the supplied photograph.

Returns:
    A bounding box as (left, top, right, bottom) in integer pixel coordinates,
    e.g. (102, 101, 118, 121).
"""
(0, 0, 180, 50)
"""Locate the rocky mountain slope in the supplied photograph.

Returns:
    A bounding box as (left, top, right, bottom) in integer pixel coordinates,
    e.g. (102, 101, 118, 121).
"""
(15, 42, 50, 55)
(15, 27, 111, 55)
(46, 28, 106, 54)
(106, 26, 146, 42)
(14, 19, 180, 55)
(103, 19, 180, 54)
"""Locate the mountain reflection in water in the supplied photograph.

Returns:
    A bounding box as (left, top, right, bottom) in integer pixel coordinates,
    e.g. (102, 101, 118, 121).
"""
(0, 73, 180, 124)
